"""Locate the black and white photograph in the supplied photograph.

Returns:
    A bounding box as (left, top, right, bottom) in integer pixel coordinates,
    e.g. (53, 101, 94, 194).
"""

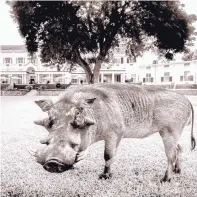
(0, 0, 197, 196)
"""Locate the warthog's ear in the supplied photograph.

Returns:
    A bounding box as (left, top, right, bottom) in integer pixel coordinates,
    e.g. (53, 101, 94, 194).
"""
(35, 100, 53, 112)
(70, 116, 95, 128)
(84, 117, 95, 126)
(34, 119, 45, 126)
(79, 98, 96, 108)
(85, 98, 96, 104)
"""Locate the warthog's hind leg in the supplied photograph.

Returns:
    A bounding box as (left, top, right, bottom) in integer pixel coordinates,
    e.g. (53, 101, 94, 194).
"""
(159, 127, 181, 182)
(173, 144, 182, 174)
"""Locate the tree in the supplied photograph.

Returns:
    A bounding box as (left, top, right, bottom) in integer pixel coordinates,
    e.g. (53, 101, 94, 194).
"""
(8, 1, 196, 83)
(182, 49, 197, 61)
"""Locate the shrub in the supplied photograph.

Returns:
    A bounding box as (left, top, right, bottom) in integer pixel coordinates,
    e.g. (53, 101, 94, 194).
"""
(0, 84, 9, 90)
(25, 85, 33, 92)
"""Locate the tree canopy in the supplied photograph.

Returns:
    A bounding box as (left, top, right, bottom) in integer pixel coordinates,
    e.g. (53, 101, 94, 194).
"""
(9, 0, 197, 83)
(182, 48, 197, 61)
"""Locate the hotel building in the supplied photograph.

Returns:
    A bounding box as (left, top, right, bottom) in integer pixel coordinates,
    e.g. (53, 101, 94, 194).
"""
(0, 45, 196, 85)
(0, 45, 127, 85)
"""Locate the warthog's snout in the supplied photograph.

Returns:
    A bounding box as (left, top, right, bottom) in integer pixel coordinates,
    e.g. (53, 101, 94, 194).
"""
(43, 158, 73, 173)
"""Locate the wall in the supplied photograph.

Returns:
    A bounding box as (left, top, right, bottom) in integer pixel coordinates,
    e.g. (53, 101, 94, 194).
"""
(138, 60, 197, 85)
(1, 90, 27, 96)
(37, 90, 65, 96)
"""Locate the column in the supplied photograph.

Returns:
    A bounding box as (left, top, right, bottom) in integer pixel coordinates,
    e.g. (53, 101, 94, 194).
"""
(22, 74, 24, 84)
(50, 74, 53, 83)
(154, 65, 156, 84)
(37, 74, 40, 84)
(9, 74, 12, 84)
(112, 72, 114, 84)
(24, 74, 26, 84)
(64, 74, 67, 84)
(121, 73, 125, 83)
(101, 73, 104, 83)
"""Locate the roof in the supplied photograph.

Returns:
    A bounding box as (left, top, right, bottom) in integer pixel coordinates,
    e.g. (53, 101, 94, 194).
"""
(0, 45, 27, 52)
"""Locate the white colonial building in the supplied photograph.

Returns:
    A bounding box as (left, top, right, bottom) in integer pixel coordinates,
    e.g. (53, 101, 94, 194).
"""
(137, 60, 197, 85)
(0, 45, 128, 85)
(0, 45, 197, 85)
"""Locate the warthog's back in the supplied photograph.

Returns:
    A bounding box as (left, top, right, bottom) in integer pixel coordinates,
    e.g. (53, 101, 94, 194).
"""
(69, 84, 191, 138)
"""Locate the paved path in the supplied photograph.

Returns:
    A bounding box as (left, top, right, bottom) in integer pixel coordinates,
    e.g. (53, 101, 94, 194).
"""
(25, 90, 37, 96)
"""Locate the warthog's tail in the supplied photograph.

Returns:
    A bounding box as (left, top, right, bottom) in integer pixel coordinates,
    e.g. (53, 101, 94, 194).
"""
(190, 102, 196, 150)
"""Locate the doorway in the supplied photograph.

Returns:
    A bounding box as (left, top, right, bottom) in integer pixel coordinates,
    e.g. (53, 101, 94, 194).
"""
(28, 75, 36, 84)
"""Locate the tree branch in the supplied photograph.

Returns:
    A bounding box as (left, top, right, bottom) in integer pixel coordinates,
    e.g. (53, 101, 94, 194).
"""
(74, 49, 93, 83)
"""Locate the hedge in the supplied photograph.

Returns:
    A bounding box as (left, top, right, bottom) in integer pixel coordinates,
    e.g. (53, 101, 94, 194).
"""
(35, 84, 71, 89)
(0, 83, 71, 90)
(145, 84, 197, 89)
(1, 90, 28, 96)
(37, 89, 65, 96)
(1, 83, 197, 90)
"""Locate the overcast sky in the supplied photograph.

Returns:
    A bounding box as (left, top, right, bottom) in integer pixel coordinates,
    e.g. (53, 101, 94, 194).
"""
(0, 0, 197, 63)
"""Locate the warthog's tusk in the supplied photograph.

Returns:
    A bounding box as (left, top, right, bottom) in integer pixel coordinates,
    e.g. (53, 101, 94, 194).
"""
(26, 147, 37, 157)
(74, 150, 88, 164)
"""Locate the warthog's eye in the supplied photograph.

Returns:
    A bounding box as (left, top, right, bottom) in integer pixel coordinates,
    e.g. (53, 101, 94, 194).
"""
(70, 142, 79, 150)
(48, 119, 55, 128)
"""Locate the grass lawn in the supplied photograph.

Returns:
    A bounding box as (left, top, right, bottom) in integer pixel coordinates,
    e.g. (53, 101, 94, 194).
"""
(1, 96, 197, 197)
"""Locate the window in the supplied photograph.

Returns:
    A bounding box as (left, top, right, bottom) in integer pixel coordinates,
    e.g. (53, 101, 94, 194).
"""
(28, 57, 36, 64)
(180, 71, 193, 81)
(164, 72, 170, 77)
(164, 65, 169, 68)
(0, 75, 9, 83)
(130, 74, 136, 83)
(113, 58, 121, 64)
(121, 57, 124, 64)
(146, 66, 151, 70)
(4, 58, 12, 64)
(11, 74, 22, 84)
(115, 74, 121, 82)
(72, 78, 78, 84)
(153, 60, 158, 64)
(188, 76, 194, 81)
(146, 73, 151, 78)
(32, 58, 36, 64)
(161, 72, 172, 82)
(127, 58, 130, 63)
(184, 71, 190, 76)
(17, 57, 24, 64)
(143, 73, 153, 83)
(184, 63, 190, 66)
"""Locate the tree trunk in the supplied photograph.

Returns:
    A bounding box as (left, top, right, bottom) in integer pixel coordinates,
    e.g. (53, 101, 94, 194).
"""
(93, 59, 102, 84)
(85, 70, 94, 84)
(74, 50, 94, 84)
(74, 50, 105, 84)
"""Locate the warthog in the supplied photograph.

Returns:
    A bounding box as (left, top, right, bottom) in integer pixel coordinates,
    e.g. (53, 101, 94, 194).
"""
(30, 84, 196, 182)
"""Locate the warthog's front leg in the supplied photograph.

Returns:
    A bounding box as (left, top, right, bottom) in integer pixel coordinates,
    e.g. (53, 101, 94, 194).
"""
(99, 134, 122, 179)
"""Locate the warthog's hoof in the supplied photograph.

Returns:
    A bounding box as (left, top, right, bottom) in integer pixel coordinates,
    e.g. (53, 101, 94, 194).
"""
(173, 167, 181, 174)
(99, 173, 112, 180)
(160, 176, 171, 183)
